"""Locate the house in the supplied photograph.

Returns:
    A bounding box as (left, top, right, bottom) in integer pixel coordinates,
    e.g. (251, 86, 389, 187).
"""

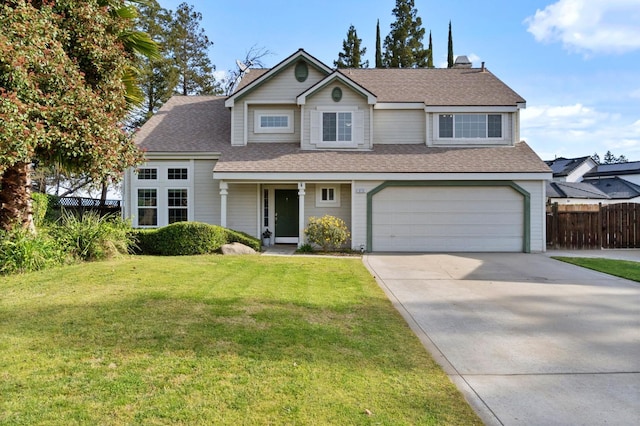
(544, 156, 640, 204)
(123, 49, 551, 252)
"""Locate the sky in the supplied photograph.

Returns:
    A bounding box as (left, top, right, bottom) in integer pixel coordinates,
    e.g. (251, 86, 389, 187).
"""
(158, 0, 640, 162)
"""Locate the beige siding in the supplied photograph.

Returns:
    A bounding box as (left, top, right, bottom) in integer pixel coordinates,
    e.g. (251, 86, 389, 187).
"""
(303, 184, 352, 232)
(231, 105, 245, 146)
(373, 110, 425, 144)
(193, 160, 220, 225)
(227, 183, 259, 237)
(351, 181, 384, 250)
(247, 105, 301, 143)
(302, 81, 371, 150)
(243, 65, 326, 102)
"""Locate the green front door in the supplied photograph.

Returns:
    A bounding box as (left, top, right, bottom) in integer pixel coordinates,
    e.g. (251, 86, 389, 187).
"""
(275, 189, 299, 242)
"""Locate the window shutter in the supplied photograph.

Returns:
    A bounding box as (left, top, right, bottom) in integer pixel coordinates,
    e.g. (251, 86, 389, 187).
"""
(310, 110, 320, 145)
(353, 110, 364, 145)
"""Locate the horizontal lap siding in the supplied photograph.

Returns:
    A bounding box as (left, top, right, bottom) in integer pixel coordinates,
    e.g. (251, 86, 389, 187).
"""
(373, 110, 425, 144)
(193, 160, 219, 225)
(303, 184, 352, 231)
(227, 184, 258, 237)
(248, 105, 300, 143)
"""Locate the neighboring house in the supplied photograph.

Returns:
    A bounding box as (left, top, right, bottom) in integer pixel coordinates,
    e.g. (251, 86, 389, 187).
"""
(587, 177, 640, 203)
(583, 161, 640, 186)
(546, 181, 611, 205)
(544, 156, 598, 182)
(123, 49, 551, 252)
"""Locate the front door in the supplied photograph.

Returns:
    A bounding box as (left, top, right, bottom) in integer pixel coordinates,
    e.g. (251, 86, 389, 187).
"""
(275, 189, 299, 243)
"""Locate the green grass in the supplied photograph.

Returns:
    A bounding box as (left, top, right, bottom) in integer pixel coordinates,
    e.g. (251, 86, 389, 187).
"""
(554, 257, 640, 282)
(0, 256, 481, 425)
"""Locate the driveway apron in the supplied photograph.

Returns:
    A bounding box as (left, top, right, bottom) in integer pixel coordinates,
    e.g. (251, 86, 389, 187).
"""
(364, 253, 640, 426)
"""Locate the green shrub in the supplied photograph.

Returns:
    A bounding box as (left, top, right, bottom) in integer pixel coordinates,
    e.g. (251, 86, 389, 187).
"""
(0, 228, 65, 275)
(296, 243, 314, 253)
(31, 193, 49, 227)
(225, 228, 261, 252)
(138, 222, 227, 256)
(44, 195, 62, 224)
(304, 215, 350, 251)
(52, 211, 134, 261)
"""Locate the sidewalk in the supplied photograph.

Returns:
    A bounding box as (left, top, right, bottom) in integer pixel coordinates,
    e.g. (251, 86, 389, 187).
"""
(545, 249, 640, 262)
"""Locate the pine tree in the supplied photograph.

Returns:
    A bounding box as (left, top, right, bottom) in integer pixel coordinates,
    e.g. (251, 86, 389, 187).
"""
(383, 0, 428, 68)
(335, 25, 369, 68)
(375, 19, 383, 68)
(447, 20, 454, 68)
(427, 31, 434, 68)
(168, 2, 220, 95)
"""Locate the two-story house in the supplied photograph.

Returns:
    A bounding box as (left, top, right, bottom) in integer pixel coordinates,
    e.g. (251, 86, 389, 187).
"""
(123, 49, 551, 252)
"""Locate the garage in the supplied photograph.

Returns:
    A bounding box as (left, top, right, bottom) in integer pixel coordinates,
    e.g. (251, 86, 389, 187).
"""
(370, 183, 526, 252)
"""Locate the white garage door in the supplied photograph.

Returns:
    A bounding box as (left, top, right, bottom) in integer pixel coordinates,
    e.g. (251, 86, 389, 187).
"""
(372, 186, 524, 252)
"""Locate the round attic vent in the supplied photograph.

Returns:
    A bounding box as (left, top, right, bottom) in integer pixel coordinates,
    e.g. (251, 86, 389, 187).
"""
(331, 87, 342, 102)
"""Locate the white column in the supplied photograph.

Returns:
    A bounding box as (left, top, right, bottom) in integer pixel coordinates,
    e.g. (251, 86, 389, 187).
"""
(297, 182, 306, 248)
(219, 181, 228, 228)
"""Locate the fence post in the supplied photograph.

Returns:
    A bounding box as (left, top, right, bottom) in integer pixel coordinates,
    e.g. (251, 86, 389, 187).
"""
(597, 202, 603, 249)
(552, 202, 559, 249)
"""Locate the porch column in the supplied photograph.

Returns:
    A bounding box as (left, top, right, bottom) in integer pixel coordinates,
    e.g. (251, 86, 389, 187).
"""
(298, 182, 306, 248)
(219, 181, 228, 228)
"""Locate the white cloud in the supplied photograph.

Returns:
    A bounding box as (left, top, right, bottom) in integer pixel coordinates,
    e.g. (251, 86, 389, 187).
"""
(525, 0, 640, 55)
(630, 89, 640, 99)
(521, 103, 640, 159)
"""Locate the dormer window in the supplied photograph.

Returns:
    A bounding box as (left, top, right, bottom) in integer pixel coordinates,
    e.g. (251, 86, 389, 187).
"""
(254, 109, 294, 133)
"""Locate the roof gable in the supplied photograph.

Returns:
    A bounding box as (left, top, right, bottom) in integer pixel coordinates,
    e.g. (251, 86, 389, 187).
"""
(225, 49, 331, 107)
(297, 71, 376, 105)
(545, 156, 596, 177)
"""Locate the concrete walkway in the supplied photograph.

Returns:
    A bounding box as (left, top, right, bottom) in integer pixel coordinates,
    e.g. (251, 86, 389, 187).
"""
(546, 248, 640, 262)
(364, 253, 640, 425)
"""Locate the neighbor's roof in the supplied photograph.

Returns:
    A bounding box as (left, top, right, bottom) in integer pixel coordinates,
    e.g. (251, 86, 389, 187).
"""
(546, 181, 610, 199)
(136, 95, 548, 174)
(544, 156, 594, 177)
(583, 160, 640, 178)
(587, 177, 640, 199)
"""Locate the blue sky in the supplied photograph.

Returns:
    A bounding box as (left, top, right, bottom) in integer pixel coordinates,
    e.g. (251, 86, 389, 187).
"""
(158, 0, 640, 161)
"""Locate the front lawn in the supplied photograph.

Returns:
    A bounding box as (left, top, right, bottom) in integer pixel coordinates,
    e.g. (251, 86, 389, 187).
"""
(0, 255, 481, 425)
(553, 257, 640, 282)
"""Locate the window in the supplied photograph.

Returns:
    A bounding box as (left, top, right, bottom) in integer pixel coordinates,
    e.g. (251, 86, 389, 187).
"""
(137, 189, 157, 226)
(322, 112, 352, 142)
(168, 168, 188, 180)
(137, 168, 157, 180)
(316, 185, 340, 207)
(438, 114, 502, 139)
(255, 110, 294, 133)
(168, 189, 188, 224)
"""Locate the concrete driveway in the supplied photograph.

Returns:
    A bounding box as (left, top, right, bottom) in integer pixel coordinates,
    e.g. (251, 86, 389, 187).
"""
(363, 253, 640, 425)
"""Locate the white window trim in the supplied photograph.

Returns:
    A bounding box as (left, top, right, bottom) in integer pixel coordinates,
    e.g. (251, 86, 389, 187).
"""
(167, 187, 189, 224)
(254, 109, 294, 133)
(311, 106, 362, 149)
(136, 187, 158, 227)
(136, 167, 158, 180)
(315, 185, 341, 207)
(167, 167, 189, 181)
(434, 113, 505, 142)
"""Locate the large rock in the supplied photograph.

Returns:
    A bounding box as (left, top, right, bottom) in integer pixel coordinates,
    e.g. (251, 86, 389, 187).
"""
(220, 242, 257, 255)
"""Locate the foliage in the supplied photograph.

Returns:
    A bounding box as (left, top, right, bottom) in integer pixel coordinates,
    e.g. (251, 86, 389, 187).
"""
(296, 243, 314, 253)
(375, 19, 383, 68)
(134, 222, 227, 255)
(383, 0, 429, 68)
(0, 227, 65, 275)
(52, 211, 134, 261)
(305, 215, 350, 251)
(447, 21, 454, 68)
(427, 31, 434, 68)
(0, 0, 145, 231)
(225, 228, 261, 252)
(168, 2, 220, 95)
(30, 193, 49, 228)
(0, 256, 482, 424)
(554, 257, 640, 282)
(592, 151, 628, 164)
(334, 25, 369, 68)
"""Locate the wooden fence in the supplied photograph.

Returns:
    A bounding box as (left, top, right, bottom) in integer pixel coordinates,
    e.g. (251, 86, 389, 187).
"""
(546, 203, 640, 249)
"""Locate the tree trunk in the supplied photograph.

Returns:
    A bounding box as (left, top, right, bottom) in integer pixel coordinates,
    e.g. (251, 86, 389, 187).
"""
(0, 162, 36, 233)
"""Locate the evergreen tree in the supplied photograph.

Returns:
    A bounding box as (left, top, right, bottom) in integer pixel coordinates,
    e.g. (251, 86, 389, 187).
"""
(375, 19, 383, 68)
(427, 31, 434, 68)
(334, 25, 369, 68)
(131, 0, 179, 127)
(168, 2, 220, 95)
(383, 0, 428, 68)
(447, 21, 454, 68)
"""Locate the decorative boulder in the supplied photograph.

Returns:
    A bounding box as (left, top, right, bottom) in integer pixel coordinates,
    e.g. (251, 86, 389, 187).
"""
(220, 242, 257, 255)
